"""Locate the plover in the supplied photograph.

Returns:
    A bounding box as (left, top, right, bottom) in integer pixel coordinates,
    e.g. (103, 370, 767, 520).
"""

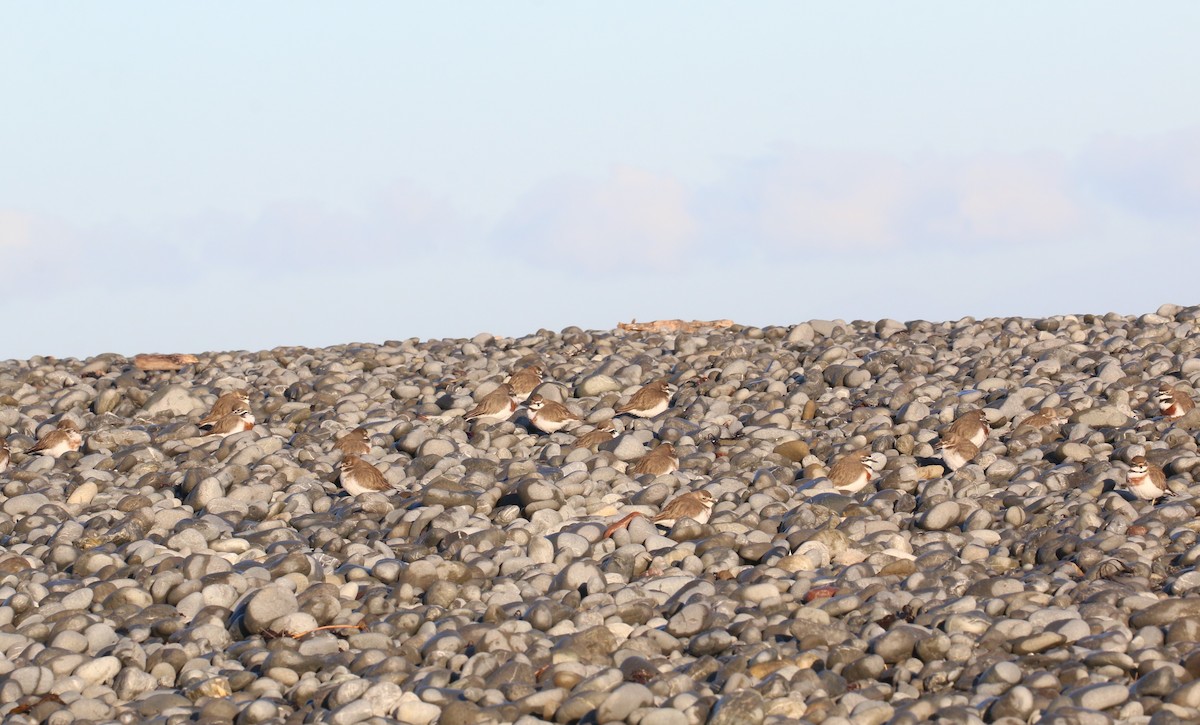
(26, 419, 84, 457)
(526, 394, 581, 434)
(1126, 456, 1174, 501)
(616, 379, 675, 419)
(464, 383, 520, 424)
(198, 390, 251, 429)
(573, 419, 618, 450)
(333, 427, 371, 456)
(1157, 383, 1195, 420)
(506, 365, 544, 403)
(206, 408, 255, 437)
(339, 455, 395, 496)
(630, 441, 679, 477)
(826, 449, 879, 493)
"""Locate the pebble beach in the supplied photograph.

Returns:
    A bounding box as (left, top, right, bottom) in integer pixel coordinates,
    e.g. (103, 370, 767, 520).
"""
(4, 306, 1200, 725)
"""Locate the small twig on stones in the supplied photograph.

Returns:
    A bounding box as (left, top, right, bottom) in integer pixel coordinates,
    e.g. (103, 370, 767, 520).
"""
(265, 623, 366, 640)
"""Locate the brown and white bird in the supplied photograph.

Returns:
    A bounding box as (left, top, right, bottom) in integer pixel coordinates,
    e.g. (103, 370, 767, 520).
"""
(616, 379, 676, 419)
(464, 383, 520, 424)
(945, 409, 989, 448)
(1014, 406, 1066, 433)
(198, 390, 251, 429)
(526, 394, 581, 434)
(1157, 383, 1195, 420)
(573, 419, 618, 450)
(333, 427, 371, 456)
(26, 419, 84, 457)
(937, 433, 979, 472)
(629, 441, 679, 477)
(339, 455, 395, 496)
(206, 408, 255, 437)
(652, 490, 715, 527)
(1126, 456, 1174, 501)
(0, 439, 9, 473)
(603, 488, 715, 538)
(826, 450, 879, 493)
(506, 365, 544, 403)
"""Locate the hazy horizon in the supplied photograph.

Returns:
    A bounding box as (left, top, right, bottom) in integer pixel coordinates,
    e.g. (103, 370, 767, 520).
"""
(5, 3, 1199, 360)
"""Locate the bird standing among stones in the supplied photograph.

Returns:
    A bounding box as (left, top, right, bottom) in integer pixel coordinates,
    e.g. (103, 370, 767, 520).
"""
(339, 455, 395, 496)
(464, 383, 520, 424)
(526, 394, 581, 434)
(1126, 456, 1174, 501)
(826, 450, 879, 493)
(616, 379, 676, 419)
(1156, 383, 1195, 420)
(603, 489, 715, 538)
(573, 419, 618, 450)
(206, 408, 255, 437)
(25, 419, 84, 457)
(505, 365, 544, 403)
(1014, 406, 1067, 434)
(938, 433, 979, 472)
(651, 490, 715, 527)
(333, 428, 371, 456)
(945, 409, 989, 448)
(629, 441, 679, 477)
(198, 390, 251, 429)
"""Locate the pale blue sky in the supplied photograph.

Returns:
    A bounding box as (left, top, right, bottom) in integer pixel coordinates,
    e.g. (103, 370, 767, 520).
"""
(3, 3, 1199, 360)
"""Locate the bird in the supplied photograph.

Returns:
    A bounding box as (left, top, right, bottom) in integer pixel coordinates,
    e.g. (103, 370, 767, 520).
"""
(333, 428, 371, 456)
(339, 455, 395, 496)
(944, 409, 989, 448)
(526, 394, 581, 434)
(651, 490, 716, 527)
(629, 442, 679, 477)
(1157, 383, 1195, 420)
(464, 383, 520, 424)
(198, 390, 251, 429)
(506, 365, 544, 403)
(603, 489, 716, 538)
(1126, 456, 1174, 501)
(937, 433, 979, 472)
(1014, 406, 1066, 433)
(206, 408, 255, 437)
(0, 439, 9, 473)
(826, 450, 879, 493)
(573, 419, 618, 450)
(25, 419, 84, 457)
(616, 379, 676, 419)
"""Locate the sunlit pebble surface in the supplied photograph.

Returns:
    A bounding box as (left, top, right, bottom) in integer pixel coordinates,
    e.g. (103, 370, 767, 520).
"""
(5, 307, 1200, 724)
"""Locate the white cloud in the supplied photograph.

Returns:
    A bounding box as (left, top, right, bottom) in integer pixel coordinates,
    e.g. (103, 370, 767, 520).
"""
(495, 165, 697, 270)
(1079, 126, 1200, 222)
(0, 210, 34, 249)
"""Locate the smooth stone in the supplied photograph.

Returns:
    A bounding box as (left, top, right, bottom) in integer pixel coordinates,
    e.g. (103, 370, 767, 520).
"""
(141, 385, 204, 416)
(74, 656, 121, 686)
(1070, 682, 1129, 710)
(1073, 407, 1132, 428)
(242, 585, 299, 633)
(597, 682, 654, 722)
(709, 688, 765, 725)
(577, 375, 624, 397)
(773, 440, 810, 462)
(1012, 632, 1066, 654)
(1131, 599, 1200, 628)
(605, 434, 648, 461)
(917, 501, 960, 531)
(3, 494, 51, 516)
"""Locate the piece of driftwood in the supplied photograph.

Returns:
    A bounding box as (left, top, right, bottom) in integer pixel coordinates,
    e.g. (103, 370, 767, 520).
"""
(617, 319, 735, 334)
(133, 353, 199, 371)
